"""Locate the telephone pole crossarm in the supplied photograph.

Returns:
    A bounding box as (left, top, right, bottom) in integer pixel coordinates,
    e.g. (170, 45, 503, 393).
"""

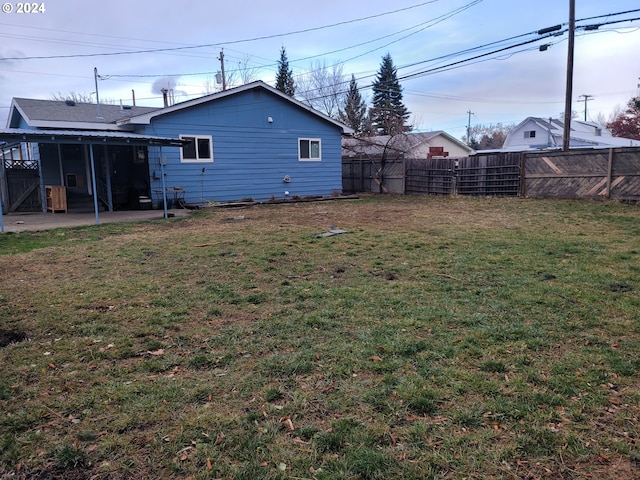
(578, 94, 594, 122)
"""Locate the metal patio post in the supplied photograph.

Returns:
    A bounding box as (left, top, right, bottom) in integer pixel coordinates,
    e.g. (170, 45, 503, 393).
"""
(89, 144, 100, 225)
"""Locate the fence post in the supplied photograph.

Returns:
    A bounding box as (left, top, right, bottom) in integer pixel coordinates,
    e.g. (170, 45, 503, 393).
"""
(452, 158, 458, 196)
(606, 148, 614, 199)
(519, 152, 526, 197)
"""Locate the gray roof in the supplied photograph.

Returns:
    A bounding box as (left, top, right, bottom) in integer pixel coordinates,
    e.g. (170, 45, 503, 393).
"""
(10, 98, 159, 127)
(8, 81, 354, 135)
(0, 128, 185, 147)
(342, 131, 473, 156)
(502, 116, 640, 151)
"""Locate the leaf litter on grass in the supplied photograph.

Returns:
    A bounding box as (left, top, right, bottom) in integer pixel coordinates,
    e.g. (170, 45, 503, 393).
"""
(0, 196, 639, 479)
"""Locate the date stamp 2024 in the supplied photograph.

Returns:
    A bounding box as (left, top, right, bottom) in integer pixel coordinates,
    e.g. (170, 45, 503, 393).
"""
(2, 2, 46, 14)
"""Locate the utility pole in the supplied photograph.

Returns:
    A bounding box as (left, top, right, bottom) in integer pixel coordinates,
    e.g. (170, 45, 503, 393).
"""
(218, 50, 227, 91)
(93, 67, 102, 119)
(466, 110, 474, 146)
(562, 0, 575, 151)
(578, 94, 594, 121)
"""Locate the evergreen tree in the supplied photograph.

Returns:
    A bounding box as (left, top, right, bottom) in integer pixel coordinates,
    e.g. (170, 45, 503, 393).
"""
(370, 53, 410, 135)
(339, 75, 368, 135)
(275, 47, 295, 96)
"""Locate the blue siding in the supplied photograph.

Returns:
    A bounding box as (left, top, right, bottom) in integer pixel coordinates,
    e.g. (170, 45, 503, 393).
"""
(141, 88, 344, 204)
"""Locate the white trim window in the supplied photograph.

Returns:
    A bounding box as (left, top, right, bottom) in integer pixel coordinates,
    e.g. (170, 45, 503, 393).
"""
(180, 134, 213, 163)
(524, 130, 536, 139)
(298, 138, 321, 161)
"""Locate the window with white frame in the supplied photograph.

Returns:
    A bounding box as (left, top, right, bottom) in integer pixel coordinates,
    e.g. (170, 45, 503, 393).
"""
(524, 130, 536, 139)
(299, 138, 321, 161)
(180, 135, 213, 163)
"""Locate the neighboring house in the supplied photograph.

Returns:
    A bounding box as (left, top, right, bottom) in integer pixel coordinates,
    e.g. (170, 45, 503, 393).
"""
(1, 81, 352, 214)
(342, 131, 474, 160)
(500, 117, 640, 152)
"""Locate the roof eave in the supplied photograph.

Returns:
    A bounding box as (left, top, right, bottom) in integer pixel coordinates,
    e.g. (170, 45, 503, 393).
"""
(0, 128, 186, 147)
(28, 120, 134, 131)
(122, 81, 355, 134)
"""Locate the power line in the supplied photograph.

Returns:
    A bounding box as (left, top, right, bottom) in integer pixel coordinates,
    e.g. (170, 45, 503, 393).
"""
(0, 0, 446, 61)
(578, 94, 594, 121)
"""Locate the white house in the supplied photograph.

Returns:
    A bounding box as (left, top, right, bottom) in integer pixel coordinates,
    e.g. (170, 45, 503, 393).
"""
(501, 117, 640, 151)
(342, 131, 474, 159)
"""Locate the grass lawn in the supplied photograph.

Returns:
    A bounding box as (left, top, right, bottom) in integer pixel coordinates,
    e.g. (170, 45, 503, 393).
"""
(0, 195, 639, 479)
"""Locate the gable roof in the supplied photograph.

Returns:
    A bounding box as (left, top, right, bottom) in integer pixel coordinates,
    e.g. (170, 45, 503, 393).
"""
(6, 81, 353, 135)
(119, 80, 354, 134)
(503, 116, 640, 151)
(8, 98, 158, 131)
(342, 131, 473, 157)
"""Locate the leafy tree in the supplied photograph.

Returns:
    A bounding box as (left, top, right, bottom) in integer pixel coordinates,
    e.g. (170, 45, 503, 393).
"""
(370, 53, 410, 135)
(339, 75, 368, 135)
(607, 96, 640, 140)
(297, 60, 345, 118)
(275, 47, 295, 96)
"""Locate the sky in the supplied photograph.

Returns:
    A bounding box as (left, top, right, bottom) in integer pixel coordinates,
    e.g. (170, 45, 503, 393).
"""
(1, 0, 639, 139)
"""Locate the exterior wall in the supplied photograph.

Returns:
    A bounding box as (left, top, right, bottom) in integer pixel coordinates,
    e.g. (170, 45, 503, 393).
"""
(433, 137, 472, 157)
(38, 143, 64, 186)
(405, 139, 471, 158)
(143, 88, 343, 204)
(504, 120, 552, 149)
(10, 113, 31, 129)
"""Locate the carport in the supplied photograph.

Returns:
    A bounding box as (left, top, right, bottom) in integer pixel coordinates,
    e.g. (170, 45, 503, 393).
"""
(0, 129, 185, 233)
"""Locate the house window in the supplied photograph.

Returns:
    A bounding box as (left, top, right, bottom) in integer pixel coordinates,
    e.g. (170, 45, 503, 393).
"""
(66, 173, 77, 188)
(299, 138, 321, 161)
(180, 135, 213, 163)
(524, 130, 536, 139)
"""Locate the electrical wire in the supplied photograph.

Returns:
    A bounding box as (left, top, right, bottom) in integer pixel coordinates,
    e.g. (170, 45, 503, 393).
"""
(0, 0, 447, 61)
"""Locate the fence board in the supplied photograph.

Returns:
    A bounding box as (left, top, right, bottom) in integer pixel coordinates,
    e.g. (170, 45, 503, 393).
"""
(342, 146, 640, 201)
(343, 156, 404, 194)
(523, 148, 640, 201)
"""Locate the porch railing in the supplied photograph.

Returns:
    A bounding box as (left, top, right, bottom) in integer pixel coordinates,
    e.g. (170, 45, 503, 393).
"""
(95, 177, 111, 210)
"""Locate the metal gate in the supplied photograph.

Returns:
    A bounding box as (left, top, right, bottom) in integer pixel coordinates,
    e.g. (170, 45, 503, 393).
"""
(405, 154, 521, 196)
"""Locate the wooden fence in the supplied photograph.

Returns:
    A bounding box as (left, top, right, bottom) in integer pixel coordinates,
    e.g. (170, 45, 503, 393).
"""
(523, 148, 640, 201)
(343, 147, 640, 201)
(342, 156, 405, 194)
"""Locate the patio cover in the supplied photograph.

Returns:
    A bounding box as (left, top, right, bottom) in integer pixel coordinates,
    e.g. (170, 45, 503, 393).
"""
(0, 128, 186, 232)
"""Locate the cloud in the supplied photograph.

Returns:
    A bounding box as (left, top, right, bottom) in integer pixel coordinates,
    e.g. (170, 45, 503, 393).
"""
(151, 76, 181, 95)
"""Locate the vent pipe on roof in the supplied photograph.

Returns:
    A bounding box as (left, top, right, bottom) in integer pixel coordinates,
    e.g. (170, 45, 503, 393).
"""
(132, 89, 136, 107)
(161, 88, 169, 108)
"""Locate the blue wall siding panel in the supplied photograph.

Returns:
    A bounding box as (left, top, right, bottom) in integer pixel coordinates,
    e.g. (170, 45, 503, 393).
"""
(141, 88, 344, 203)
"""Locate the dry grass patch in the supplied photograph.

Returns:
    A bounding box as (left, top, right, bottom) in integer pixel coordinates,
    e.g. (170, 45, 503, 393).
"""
(1, 195, 639, 479)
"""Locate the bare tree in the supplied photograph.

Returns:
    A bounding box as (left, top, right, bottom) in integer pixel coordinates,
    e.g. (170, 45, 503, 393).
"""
(49, 91, 97, 103)
(203, 75, 216, 94)
(463, 123, 514, 150)
(234, 54, 260, 86)
(297, 60, 347, 119)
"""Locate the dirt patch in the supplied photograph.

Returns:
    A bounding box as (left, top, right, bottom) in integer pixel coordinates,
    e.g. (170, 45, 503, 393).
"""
(0, 329, 27, 348)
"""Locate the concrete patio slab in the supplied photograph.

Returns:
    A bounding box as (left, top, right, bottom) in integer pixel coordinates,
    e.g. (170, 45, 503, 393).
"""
(1, 209, 191, 233)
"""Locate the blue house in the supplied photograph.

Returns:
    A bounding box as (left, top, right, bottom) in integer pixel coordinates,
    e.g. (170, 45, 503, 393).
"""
(1, 81, 352, 215)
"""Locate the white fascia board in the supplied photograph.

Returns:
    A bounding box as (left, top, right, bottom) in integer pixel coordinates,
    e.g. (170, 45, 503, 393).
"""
(120, 81, 355, 134)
